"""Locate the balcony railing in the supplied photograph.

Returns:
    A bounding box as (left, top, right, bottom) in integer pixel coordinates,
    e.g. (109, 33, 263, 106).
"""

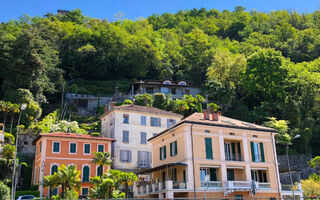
(201, 181, 223, 188)
(136, 180, 188, 195)
(173, 181, 187, 189)
(258, 182, 271, 190)
(225, 153, 243, 161)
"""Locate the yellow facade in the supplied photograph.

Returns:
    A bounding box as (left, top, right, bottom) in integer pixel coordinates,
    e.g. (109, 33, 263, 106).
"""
(135, 113, 282, 199)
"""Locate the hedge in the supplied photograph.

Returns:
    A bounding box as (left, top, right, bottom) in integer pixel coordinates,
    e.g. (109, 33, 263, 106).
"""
(15, 190, 40, 198)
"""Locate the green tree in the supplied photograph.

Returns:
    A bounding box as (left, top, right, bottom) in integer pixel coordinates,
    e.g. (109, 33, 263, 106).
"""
(56, 164, 81, 198)
(134, 94, 153, 107)
(263, 117, 291, 145)
(43, 173, 60, 198)
(119, 171, 137, 197)
(0, 181, 10, 200)
(153, 93, 166, 109)
(0, 144, 15, 166)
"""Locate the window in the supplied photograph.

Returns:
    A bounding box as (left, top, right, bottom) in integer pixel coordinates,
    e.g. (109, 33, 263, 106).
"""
(53, 142, 60, 153)
(227, 169, 235, 181)
(140, 132, 147, 144)
(171, 88, 176, 94)
(251, 170, 268, 183)
(51, 165, 58, 175)
(120, 150, 132, 162)
(82, 188, 89, 196)
(141, 116, 146, 125)
(178, 81, 187, 86)
(205, 138, 213, 159)
(250, 142, 265, 162)
(170, 141, 178, 156)
(52, 188, 58, 196)
(160, 146, 167, 160)
(123, 114, 129, 124)
(167, 119, 176, 128)
(185, 89, 190, 94)
(163, 80, 172, 85)
(97, 166, 103, 176)
(82, 166, 90, 182)
(98, 144, 104, 153)
(200, 168, 217, 182)
(151, 117, 161, 127)
(84, 144, 91, 154)
(173, 168, 177, 181)
(24, 141, 28, 145)
(69, 143, 77, 154)
(224, 142, 242, 161)
(122, 131, 129, 143)
(138, 151, 150, 168)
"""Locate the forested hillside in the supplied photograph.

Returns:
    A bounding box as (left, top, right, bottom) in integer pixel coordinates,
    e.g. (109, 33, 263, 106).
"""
(1, 7, 320, 154)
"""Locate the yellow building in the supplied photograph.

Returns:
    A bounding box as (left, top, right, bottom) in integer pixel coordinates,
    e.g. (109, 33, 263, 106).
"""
(135, 112, 282, 199)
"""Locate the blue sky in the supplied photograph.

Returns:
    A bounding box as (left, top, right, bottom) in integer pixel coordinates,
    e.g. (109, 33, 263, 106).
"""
(0, 0, 320, 22)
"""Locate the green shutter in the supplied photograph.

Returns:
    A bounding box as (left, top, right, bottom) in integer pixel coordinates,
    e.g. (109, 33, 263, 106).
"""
(160, 147, 162, 160)
(258, 170, 263, 182)
(174, 141, 178, 155)
(205, 138, 213, 159)
(164, 146, 167, 159)
(209, 168, 217, 181)
(250, 142, 255, 162)
(260, 142, 265, 162)
(170, 143, 173, 156)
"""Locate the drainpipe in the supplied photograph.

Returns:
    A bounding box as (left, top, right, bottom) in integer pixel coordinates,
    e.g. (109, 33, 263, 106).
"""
(271, 132, 281, 197)
(191, 123, 196, 198)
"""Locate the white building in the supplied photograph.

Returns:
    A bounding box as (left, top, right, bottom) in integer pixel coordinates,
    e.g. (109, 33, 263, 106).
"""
(100, 104, 183, 172)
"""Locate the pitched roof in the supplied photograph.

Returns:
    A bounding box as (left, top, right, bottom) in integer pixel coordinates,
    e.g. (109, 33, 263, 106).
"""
(149, 112, 276, 141)
(35, 132, 115, 142)
(100, 104, 183, 118)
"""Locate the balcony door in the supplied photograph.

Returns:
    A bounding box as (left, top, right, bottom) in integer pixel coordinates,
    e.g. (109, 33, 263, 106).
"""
(224, 141, 242, 161)
(200, 168, 217, 182)
(251, 170, 267, 182)
(225, 142, 233, 161)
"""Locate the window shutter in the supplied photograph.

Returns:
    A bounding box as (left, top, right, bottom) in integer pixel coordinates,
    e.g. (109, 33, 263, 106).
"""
(141, 132, 146, 144)
(170, 143, 173, 156)
(258, 170, 263, 182)
(120, 150, 124, 162)
(160, 147, 162, 160)
(250, 142, 255, 162)
(231, 143, 236, 160)
(209, 168, 217, 181)
(164, 146, 167, 159)
(148, 152, 152, 167)
(128, 150, 132, 162)
(138, 151, 141, 167)
(260, 142, 265, 162)
(174, 141, 178, 155)
(205, 138, 213, 159)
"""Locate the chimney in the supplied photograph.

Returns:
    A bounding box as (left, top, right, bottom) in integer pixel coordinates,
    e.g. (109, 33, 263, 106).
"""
(212, 112, 222, 121)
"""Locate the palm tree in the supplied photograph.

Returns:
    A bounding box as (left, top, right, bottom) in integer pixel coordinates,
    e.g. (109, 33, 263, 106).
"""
(8, 103, 20, 134)
(57, 164, 81, 197)
(92, 152, 112, 177)
(119, 171, 137, 197)
(0, 101, 9, 133)
(0, 144, 15, 166)
(43, 173, 59, 198)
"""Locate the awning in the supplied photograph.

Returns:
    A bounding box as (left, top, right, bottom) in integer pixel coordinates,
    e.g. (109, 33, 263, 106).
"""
(137, 163, 187, 174)
(226, 166, 245, 169)
(200, 165, 220, 168)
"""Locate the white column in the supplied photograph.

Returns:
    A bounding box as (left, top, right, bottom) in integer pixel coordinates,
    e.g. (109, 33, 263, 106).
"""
(219, 130, 225, 161)
(245, 164, 251, 181)
(221, 163, 227, 182)
(243, 133, 249, 162)
(166, 180, 173, 190)
(185, 125, 194, 189)
(166, 191, 174, 199)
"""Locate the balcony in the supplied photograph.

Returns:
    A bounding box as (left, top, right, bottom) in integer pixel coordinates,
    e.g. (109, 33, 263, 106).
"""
(201, 181, 223, 189)
(136, 180, 188, 195)
(224, 181, 271, 191)
(225, 153, 243, 161)
(281, 184, 303, 197)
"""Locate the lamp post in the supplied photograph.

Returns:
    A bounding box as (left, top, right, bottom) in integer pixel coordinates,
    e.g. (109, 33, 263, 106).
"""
(286, 134, 300, 199)
(11, 104, 27, 200)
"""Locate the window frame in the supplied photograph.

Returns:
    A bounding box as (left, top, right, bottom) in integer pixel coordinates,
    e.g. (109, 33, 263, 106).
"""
(83, 143, 91, 155)
(82, 165, 90, 183)
(52, 141, 61, 154)
(122, 131, 129, 143)
(97, 144, 104, 153)
(81, 187, 89, 196)
(151, 117, 161, 127)
(69, 142, 77, 154)
(140, 132, 147, 144)
(120, 150, 132, 163)
(123, 114, 129, 124)
(50, 164, 59, 175)
(140, 116, 147, 126)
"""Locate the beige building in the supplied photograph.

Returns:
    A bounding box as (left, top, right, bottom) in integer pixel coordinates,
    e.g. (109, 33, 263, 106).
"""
(135, 112, 283, 199)
(100, 104, 183, 172)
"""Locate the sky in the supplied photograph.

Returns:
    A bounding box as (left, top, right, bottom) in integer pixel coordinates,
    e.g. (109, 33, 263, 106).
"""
(0, 0, 320, 22)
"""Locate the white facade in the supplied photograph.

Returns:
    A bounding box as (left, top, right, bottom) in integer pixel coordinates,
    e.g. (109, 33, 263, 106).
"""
(100, 107, 183, 171)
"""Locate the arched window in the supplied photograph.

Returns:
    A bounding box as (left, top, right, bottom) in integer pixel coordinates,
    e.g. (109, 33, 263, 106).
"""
(163, 80, 172, 85)
(82, 166, 90, 182)
(178, 81, 187, 85)
(97, 166, 103, 176)
(51, 165, 58, 175)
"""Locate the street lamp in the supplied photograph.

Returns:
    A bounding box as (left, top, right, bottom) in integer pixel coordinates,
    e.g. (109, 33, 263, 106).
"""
(11, 104, 27, 200)
(286, 134, 300, 198)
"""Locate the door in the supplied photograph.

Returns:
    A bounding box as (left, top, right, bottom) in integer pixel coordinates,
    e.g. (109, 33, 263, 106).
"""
(227, 169, 235, 181)
(162, 171, 166, 182)
(225, 143, 232, 161)
(200, 168, 207, 182)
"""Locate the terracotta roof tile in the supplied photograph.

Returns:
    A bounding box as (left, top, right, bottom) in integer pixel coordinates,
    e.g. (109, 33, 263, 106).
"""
(100, 104, 183, 118)
(37, 132, 115, 141)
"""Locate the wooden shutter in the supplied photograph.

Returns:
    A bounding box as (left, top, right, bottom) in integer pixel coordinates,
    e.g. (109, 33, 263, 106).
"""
(120, 150, 124, 162)
(164, 146, 167, 159)
(205, 138, 213, 159)
(260, 142, 265, 162)
(174, 141, 178, 155)
(250, 142, 255, 162)
(160, 147, 162, 160)
(209, 168, 217, 181)
(170, 142, 173, 156)
(128, 150, 132, 162)
(138, 151, 142, 167)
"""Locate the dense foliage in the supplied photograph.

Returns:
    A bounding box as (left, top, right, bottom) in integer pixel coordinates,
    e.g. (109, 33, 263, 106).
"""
(1, 8, 320, 154)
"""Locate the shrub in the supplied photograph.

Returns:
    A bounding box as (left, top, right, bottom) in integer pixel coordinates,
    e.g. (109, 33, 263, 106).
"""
(91, 132, 100, 137)
(15, 190, 40, 198)
(4, 132, 15, 144)
(0, 181, 10, 200)
(64, 190, 79, 199)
